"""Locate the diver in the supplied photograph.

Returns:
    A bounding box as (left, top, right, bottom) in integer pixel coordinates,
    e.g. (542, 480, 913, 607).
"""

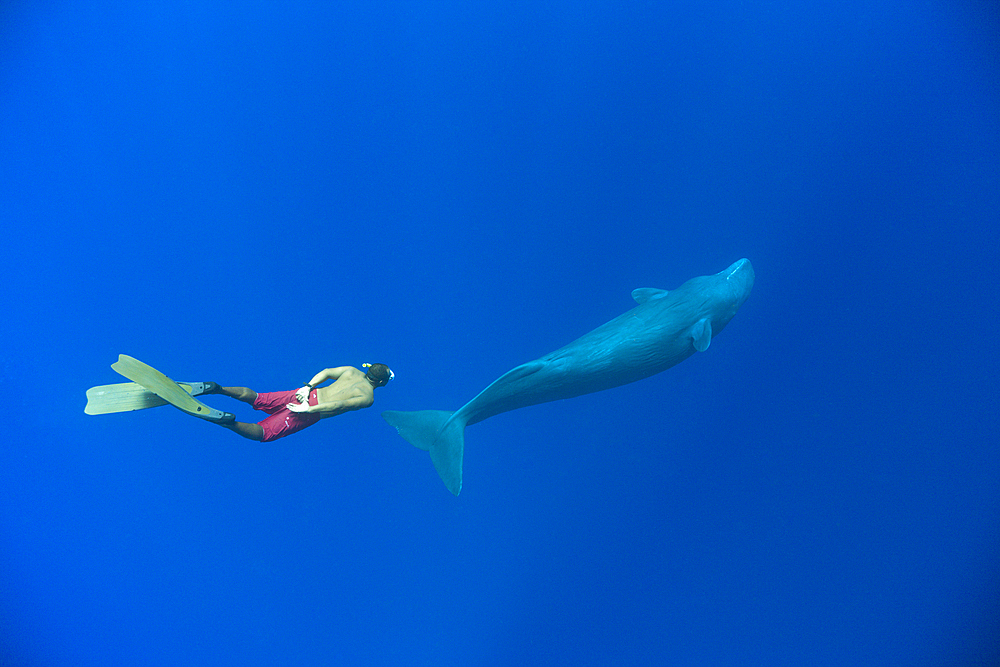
(205, 363, 393, 442)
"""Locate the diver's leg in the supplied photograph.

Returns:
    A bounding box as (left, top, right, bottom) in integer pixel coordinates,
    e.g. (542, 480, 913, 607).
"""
(217, 421, 264, 441)
(205, 386, 258, 405)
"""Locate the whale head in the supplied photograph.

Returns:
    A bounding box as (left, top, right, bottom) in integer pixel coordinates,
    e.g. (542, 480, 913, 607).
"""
(711, 257, 754, 331)
(672, 258, 754, 339)
(722, 257, 754, 307)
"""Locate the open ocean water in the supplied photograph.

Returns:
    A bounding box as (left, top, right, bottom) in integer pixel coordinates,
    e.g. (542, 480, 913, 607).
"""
(1, 1, 998, 665)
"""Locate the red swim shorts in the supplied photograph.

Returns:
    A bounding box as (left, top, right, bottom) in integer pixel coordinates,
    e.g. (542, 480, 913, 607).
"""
(252, 388, 321, 442)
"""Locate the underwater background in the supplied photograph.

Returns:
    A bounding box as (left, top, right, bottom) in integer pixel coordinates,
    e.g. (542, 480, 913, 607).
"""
(1, 1, 998, 665)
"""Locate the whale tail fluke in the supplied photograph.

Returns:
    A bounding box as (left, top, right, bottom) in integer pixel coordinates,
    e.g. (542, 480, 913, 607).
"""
(382, 410, 466, 495)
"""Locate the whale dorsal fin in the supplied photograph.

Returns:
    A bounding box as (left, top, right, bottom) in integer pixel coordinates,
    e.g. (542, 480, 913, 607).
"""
(632, 288, 669, 304)
(690, 318, 713, 352)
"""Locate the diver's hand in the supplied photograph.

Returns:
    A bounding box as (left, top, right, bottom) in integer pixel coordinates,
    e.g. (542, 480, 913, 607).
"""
(295, 386, 311, 403)
(287, 401, 312, 413)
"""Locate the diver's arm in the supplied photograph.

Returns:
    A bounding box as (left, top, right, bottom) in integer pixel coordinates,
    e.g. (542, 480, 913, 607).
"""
(296, 367, 353, 402)
(286, 395, 371, 416)
(304, 367, 351, 388)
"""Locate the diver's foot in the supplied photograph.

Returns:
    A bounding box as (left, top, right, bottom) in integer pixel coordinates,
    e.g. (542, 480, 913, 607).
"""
(201, 381, 221, 394)
(212, 411, 236, 424)
(191, 407, 235, 424)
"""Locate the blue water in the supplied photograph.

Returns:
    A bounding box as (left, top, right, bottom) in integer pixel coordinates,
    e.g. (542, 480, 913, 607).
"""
(2, 2, 997, 665)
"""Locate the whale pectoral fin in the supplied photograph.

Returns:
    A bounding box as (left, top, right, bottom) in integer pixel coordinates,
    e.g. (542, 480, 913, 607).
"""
(690, 317, 713, 352)
(631, 288, 669, 304)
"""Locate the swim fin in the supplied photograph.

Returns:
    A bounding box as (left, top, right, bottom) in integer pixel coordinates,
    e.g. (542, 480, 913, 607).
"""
(85, 381, 218, 415)
(109, 355, 234, 423)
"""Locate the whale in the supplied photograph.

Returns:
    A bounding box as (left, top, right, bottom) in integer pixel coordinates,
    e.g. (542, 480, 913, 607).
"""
(383, 258, 754, 495)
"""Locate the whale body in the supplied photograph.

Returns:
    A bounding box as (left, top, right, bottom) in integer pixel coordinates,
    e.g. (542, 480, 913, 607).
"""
(383, 258, 755, 495)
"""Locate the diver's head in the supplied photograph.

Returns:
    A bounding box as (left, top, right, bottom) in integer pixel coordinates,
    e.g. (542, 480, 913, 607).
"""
(363, 363, 393, 388)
